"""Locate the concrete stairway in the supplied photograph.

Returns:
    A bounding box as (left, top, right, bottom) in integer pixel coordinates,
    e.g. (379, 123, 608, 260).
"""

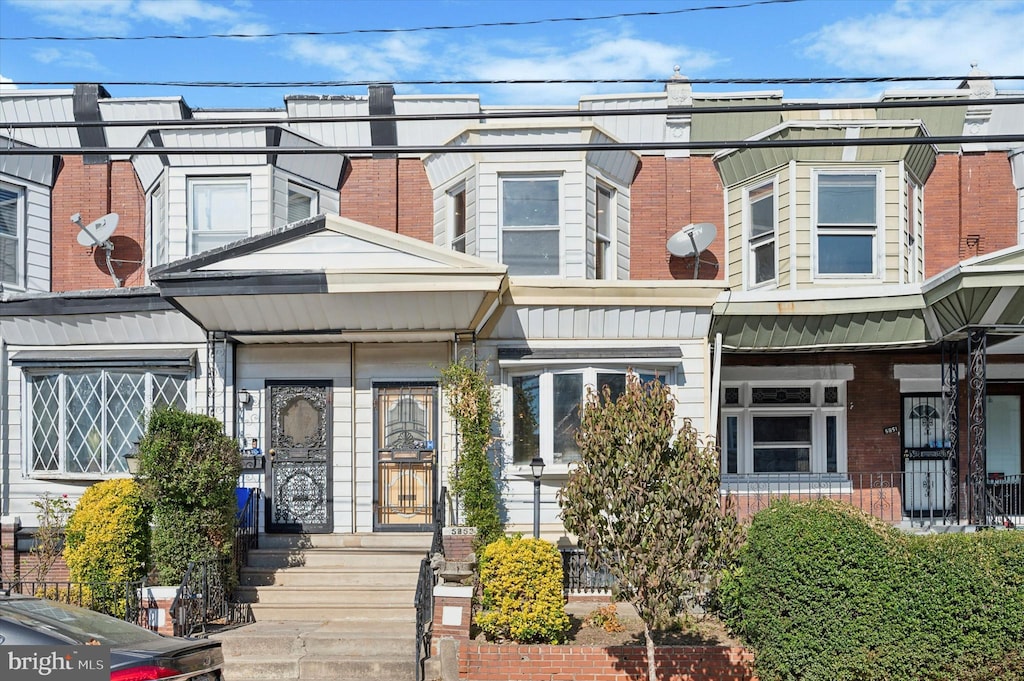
(212, 532, 430, 681)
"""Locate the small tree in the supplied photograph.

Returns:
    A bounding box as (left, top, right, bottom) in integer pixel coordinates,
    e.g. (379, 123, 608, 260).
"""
(560, 373, 742, 681)
(440, 359, 503, 548)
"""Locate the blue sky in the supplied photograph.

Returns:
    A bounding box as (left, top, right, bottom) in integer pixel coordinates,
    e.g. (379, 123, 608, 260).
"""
(1, 0, 1022, 109)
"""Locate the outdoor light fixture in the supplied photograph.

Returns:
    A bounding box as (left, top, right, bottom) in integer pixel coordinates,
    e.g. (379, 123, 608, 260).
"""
(124, 443, 140, 475)
(531, 456, 545, 539)
(238, 389, 252, 406)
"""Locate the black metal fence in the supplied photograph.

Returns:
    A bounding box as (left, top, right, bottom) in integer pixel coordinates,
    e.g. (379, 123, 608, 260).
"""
(414, 487, 445, 681)
(560, 548, 615, 595)
(1, 578, 148, 627)
(233, 487, 261, 577)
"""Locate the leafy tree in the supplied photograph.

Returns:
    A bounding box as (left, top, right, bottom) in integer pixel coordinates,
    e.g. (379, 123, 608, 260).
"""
(560, 373, 742, 681)
(440, 359, 503, 547)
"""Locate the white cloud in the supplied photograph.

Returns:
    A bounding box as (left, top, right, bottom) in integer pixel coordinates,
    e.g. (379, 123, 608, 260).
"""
(135, 0, 242, 26)
(803, 1, 1024, 79)
(0, 75, 18, 91)
(285, 34, 431, 83)
(9, 0, 134, 34)
(32, 48, 106, 72)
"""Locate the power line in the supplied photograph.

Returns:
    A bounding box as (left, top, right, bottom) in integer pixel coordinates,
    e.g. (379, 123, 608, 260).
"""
(3, 134, 1022, 157)
(6, 75, 1021, 89)
(3, 96, 1022, 132)
(0, 0, 804, 42)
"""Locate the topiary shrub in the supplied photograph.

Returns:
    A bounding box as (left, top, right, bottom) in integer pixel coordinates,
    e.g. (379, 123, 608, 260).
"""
(715, 499, 1024, 681)
(63, 478, 150, 617)
(476, 536, 569, 644)
(136, 408, 241, 585)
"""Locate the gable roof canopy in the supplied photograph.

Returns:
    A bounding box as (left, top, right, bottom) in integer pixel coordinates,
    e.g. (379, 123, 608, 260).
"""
(149, 215, 509, 344)
(922, 245, 1024, 338)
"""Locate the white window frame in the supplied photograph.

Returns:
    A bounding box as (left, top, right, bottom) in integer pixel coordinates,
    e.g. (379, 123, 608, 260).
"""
(448, 184, 467, 253)
(721, 379, 848, 476)
(286, 181, 318, 224)
(24, 368, 191, 479)
(504, 366, 672, 471)
(149, 182, 168, 268)
(498, 174, 562, 276)
(0, 180, 25, 289)
(745, 180, 777, 288)
(812, 169, 884, 280)
(595, 183, 615, 280)
(187, 176, 251, 256)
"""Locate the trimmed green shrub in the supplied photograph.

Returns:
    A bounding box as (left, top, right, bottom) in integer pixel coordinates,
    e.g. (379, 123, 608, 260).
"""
(136, 408, 241, 585)
(715, 499, 1024, 681)
(476, 536, 570, 644)
(63, 479, 150, 617)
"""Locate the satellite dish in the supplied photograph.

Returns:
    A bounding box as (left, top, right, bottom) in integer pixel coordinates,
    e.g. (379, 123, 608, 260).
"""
(71, 212, 123, 288)
(73, 212, 119, 248)
(667, 223, 717, 279)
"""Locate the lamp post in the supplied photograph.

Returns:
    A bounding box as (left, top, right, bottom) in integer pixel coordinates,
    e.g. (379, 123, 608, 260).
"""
(530, 456, 545, 539)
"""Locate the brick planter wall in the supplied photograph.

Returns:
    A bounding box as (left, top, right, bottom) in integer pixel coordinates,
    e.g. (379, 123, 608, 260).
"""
(459, 642, 756, 681)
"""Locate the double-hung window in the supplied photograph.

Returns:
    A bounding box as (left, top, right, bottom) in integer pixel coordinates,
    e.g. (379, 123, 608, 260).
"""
(0, 181, 24, 288)
(287, 182, 317, 223)
(595, 185, 615, 280)
(510, 368, 661, 466)
(28, 369, 189, 476)
(747, 183, 776, 286)
(150, 183, 168, 267)
(814, 171, 880, 277)
(500, 175, 560, 276)
(721, 380, 846, 475)
(188, 177, 250, 255)
(449, 186, 467, 253)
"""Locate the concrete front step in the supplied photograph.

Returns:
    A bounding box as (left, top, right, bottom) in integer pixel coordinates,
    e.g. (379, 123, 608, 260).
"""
(247, 603, 416, 621)
(235, 585, 415, 606)
(257, 532, 432, 551)
(241, 566, 417, 587)
(246, 548, 426, 570)
(213, 620, 417, 681)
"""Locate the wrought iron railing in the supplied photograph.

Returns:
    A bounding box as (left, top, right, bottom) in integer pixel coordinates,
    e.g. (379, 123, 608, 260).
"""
(560, 548, 615, 595)
(986, 474, 1022, 527)
(1, 578, 148, 626)
(414, 486, 446, 681)
(170, 556, 254, 638)
(233, 487, 261, 579)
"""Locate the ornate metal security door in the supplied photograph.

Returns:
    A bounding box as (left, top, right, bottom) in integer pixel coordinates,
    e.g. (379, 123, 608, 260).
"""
(374, 384, 437, 531)
(266, 382, 333, 533)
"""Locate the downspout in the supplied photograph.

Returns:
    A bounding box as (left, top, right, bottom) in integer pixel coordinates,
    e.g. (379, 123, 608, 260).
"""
(709, 332, 723, 440)
(350, 342, 357, 534)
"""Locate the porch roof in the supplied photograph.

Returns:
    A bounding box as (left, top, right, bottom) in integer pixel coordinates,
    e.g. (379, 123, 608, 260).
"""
(149, 215, 509, 343)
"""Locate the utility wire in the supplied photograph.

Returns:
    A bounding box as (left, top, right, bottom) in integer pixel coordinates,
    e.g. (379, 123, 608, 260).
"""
(6, 75, 1020, 88)
(3, 96, 1021, 131)
(0, 0, 804, 42)
(3, 135, 1022, 157)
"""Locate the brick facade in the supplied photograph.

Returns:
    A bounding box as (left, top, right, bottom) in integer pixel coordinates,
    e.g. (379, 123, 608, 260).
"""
(340, 157, 434, 241)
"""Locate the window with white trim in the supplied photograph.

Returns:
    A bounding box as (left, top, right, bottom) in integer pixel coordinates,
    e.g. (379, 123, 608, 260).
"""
(449, 185, 467, 253)
(510, 368, 662, 466)
(0, 181, 24, 288)
(188, 177, 250, 255)
(721, 381, 846, 475)
(747, 182, 776, 286)
(150, 183, 168, 267)
(27, 369, 188, 476)
(595, 184, 614, 280)
(500, 175, 560, 276)
(287, 182, 318, 223)
(814, 171, 881, 277)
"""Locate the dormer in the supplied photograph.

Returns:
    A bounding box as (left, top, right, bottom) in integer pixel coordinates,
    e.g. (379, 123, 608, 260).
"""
(423, 123, 639, 280)
(131, 125, 344, 269)
(714, 120, 938, 291)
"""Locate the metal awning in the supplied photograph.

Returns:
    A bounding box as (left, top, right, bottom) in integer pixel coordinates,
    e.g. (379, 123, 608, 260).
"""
(12, 348, 196, 369)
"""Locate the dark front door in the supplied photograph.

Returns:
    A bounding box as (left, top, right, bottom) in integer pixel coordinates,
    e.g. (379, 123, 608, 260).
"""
(266, 381, 333, 533)
(373, 383, 437, 531)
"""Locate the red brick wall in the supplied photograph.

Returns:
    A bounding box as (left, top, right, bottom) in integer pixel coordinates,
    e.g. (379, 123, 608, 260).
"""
(50, 157, 146, 292)
(631, 156, 724, 280)
(340, 158, 434, 242)
(460, 642, 755, 681)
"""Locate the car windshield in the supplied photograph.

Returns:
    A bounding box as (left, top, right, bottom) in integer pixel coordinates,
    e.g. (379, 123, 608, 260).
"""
(0, 599, 162, 646)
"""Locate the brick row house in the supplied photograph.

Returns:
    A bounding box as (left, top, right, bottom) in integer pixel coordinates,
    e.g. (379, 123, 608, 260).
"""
(1, 69, 1022, 565)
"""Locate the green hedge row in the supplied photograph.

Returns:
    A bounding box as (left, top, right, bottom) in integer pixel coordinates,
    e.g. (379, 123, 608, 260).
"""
(714, 499, 1024, 681)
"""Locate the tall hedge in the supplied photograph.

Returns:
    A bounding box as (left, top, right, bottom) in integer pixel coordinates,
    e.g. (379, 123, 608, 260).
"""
(715, 499, 1024, 681)
(136, 408, 241, 585)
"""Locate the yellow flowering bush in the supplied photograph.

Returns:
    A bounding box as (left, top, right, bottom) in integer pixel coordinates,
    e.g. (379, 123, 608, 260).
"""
(476, 536, 569, 644)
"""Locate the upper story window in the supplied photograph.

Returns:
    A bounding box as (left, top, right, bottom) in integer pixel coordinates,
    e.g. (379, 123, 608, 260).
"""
(0, 181, 24, 288)
(287, 182, 317, 223)
(814, 171, 880, 277)
(510, 368, 662, 467)
(500, 175, 560, 276)
(449, 186, 467, 253)
(150, 183, 168, 267)
(748, 183, 776, 286)
(188, 177, 250, 255)
(595, 184, 614, 280)
(27, 368, 188, 477)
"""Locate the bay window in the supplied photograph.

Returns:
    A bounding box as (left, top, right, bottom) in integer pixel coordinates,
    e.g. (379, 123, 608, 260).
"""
(500, 175, 560, 276)
(188, 177, 251, 255)
(814, 171, 881, 277)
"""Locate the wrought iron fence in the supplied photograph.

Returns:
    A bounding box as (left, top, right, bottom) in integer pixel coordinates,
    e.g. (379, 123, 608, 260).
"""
(170, 556, 254, 638)
(1, 578, 148, 627)
(986, 474, 1022, 527)
(414, 486, 446, 681)
(560, 548, 615, 595)
(233, 487, 261, 578)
